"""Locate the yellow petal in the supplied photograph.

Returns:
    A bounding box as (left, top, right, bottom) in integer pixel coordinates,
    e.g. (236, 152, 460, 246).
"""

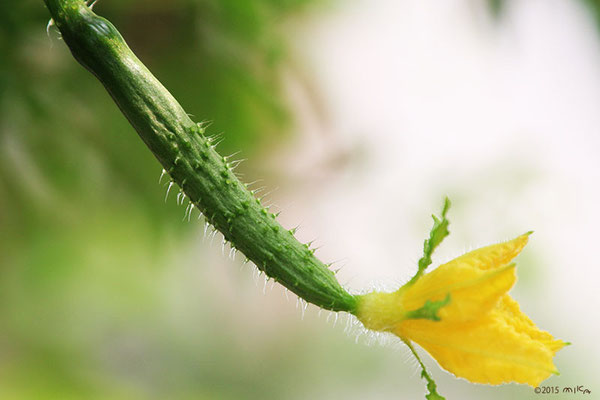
(447, 233, 530, 272)
(401, 234, 529, 322)
(404, 264, 517, 322)
(395, 295, 566, 386)
(496, 295, 565, 355)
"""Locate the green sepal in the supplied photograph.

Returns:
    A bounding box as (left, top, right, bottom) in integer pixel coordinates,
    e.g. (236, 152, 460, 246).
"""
(407, 197, 451, 286)
(404, 293, 451, 322)
(424, 376, 446, 400)
(403, 340, 446, 400)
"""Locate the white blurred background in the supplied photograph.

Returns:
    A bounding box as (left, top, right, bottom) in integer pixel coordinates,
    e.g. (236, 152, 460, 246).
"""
(264, 0, 600, 397)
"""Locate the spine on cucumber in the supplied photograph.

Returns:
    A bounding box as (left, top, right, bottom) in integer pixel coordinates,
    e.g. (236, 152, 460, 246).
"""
(44, 0, 357, 312)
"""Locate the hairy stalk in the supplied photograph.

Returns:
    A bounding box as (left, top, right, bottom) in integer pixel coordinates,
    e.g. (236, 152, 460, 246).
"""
(403, 340, 445, 400)
(44, 0, 356, 312)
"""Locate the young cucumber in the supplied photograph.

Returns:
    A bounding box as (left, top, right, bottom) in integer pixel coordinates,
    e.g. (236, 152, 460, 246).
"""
(44, 0, 357, 313)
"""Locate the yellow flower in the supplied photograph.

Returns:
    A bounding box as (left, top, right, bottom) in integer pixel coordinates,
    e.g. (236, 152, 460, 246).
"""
(357, 233, 566, 387)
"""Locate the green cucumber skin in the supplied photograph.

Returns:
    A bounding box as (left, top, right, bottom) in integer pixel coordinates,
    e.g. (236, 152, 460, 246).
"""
(44, 0, 357, 313)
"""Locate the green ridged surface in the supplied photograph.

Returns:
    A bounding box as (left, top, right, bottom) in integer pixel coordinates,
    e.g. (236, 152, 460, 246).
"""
(44, 0, 357, 313)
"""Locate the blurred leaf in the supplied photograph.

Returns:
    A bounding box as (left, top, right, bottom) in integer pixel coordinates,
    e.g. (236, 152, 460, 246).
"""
(582, 0, 600, 27)
(488, 0, 505, 17)
(0, 0, 327, 398)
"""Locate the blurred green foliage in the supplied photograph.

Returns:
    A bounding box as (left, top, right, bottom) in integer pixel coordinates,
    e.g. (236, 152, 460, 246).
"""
(487, 0, 504, 17)
(582, 0, 600, 25)
(0, 0, 343, 398)
(0, 0, 312, 286)
(488, 0, 600, 24)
